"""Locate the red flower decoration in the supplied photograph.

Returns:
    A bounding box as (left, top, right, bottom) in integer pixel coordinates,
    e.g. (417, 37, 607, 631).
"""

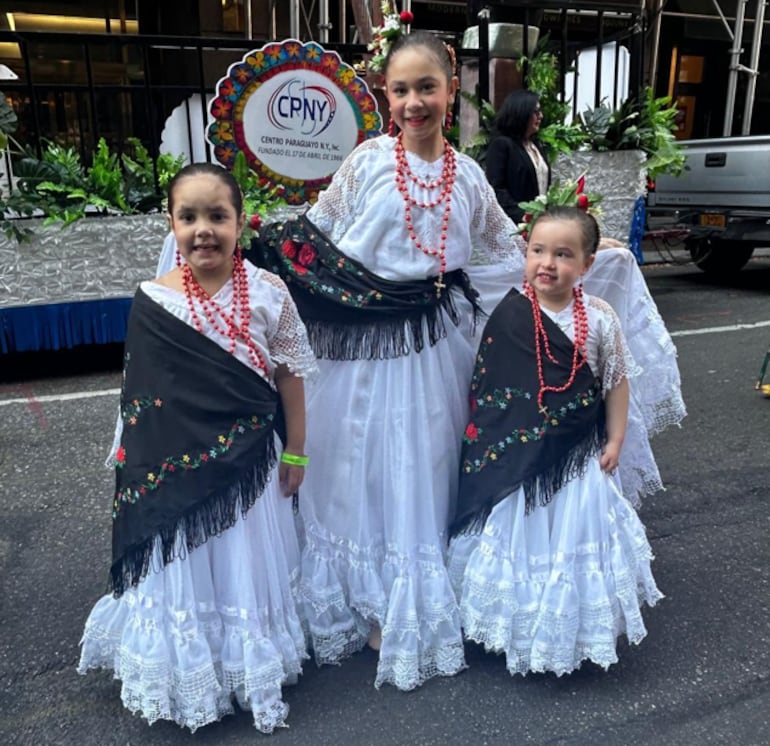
(576, 175, 586, 194)
(465, 423, 479, 441)
(290, 262, 308, 275)
(281, 239, 298, 259)
(249, 214, 262, 231)
(523, 213, 533, 223)
(298, 242, 317, 267)
(577, 194, 590, 210)
(400, 10, 414, 23)
(521, 229, 529, 241)
(115, 445, 126, 464)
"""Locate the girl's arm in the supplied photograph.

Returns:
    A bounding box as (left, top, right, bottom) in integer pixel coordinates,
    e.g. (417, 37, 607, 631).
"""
(601, 376, 629, 473)
(274, 365, 307, 497)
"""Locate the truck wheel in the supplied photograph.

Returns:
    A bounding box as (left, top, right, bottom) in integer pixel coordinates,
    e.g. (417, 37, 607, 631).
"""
(686, 238, 754, 275)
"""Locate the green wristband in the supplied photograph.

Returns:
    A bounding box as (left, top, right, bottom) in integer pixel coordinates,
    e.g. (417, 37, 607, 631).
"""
(280, 452, 309, 467)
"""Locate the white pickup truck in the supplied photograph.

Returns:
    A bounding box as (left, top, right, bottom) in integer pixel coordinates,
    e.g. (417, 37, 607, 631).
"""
(647, 136, 770, 274)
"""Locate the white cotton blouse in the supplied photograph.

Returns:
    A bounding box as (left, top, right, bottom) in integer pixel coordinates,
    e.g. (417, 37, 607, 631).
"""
(305, 135, 526, 280)
(140, 261, 318, 388)
(540, 293, 638, 395)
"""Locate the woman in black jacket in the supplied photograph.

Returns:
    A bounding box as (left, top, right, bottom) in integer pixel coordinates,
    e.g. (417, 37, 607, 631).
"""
(485, 89, 550, 224)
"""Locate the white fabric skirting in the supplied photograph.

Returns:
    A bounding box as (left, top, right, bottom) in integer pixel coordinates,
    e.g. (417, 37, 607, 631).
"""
(78, 470, 307, 734)
(447, 459, 663, 677)
(298, 319, 477, 690)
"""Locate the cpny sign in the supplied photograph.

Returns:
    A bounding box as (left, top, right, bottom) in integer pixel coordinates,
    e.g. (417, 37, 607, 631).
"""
(208, 39, 382, 205)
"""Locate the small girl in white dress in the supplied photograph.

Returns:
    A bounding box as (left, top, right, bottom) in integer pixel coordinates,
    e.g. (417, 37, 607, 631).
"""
(78, 163, 317, 732)
(448, 206, 663, 676)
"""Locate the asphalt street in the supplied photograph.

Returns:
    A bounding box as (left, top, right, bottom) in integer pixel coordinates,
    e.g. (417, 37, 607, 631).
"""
(1, 251, 768, 746)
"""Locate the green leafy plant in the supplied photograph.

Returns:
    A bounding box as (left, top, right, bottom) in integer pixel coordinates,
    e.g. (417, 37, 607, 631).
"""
(0, 133, 184, 242)
(516, 176, 603, 237)
(230, 151, 287, 244)
(577, 89, 685, 179)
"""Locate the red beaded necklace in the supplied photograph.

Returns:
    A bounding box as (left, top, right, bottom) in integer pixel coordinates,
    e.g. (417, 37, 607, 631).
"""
(394, 133, 457, 297)
(524, 280, 590, 415)
(181, 248, 269, 376)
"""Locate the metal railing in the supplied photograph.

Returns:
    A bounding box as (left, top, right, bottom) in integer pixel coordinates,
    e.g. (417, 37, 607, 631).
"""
(0, 15, 644, 187)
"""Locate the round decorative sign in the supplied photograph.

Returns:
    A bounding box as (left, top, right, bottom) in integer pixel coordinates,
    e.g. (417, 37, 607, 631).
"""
(208, 39, 382, 205)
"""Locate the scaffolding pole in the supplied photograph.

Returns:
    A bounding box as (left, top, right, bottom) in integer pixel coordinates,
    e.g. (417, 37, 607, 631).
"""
(723, 0, 747, 135)
(741, 0, 767, 134)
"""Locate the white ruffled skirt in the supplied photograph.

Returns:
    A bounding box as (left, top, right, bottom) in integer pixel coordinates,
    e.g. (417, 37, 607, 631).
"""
(447, 459, 663, 676)
(297, 318, 476, 690)
(77, 465, 307, 733)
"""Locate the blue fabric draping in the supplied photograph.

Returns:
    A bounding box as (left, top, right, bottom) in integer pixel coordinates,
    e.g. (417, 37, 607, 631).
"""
(0, 297, 132, 353)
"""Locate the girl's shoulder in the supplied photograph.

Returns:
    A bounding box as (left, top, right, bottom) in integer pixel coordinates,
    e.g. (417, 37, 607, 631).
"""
(585, 293, 623, 332)
(247, 262, 288, 293)
(453, 148, 491, 183)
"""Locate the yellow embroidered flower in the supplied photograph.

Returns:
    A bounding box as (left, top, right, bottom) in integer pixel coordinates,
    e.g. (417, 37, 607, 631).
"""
(520, 435, 528, 442)
(147, 472, 156, 482)
(490, 453, 498, 461)
(182, 454, 190, 463)
(218, 435, 226, 443)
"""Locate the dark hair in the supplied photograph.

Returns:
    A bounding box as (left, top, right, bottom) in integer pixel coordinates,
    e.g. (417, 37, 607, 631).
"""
(382, 30, 455, 83)
(531, 206, 600, 256)
(494, 89, 540, 142)
(166, 162, 243, 215)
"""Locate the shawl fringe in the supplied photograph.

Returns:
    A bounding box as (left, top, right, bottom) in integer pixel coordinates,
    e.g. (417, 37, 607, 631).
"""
(303, 286, 468, 361)
(110, 437, 276, 597)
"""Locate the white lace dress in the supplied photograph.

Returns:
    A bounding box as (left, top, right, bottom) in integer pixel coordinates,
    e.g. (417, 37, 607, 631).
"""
(77, 264, 318, 733)
(447, 294, 664, 676)
(297, 136, 524, 690)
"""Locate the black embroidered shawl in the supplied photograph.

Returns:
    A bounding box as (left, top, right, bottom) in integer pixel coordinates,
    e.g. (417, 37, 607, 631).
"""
(110, 287, 280, 596)
(449, 288, 606, 537)
(249, 214, 480, 360)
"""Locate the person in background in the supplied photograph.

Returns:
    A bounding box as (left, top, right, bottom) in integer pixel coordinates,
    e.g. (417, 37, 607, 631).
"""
(485, 89, 549, 224)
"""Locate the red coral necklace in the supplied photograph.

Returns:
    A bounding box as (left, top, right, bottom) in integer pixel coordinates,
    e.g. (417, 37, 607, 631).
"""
(524, 281, 590, 415)
(394, 133, 456, 297)
(181, 248, 268, 375)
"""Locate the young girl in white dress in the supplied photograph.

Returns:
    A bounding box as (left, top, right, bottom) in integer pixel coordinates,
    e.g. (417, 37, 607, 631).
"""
(448, 206, 663, 676)
(78, 163, 317, 732)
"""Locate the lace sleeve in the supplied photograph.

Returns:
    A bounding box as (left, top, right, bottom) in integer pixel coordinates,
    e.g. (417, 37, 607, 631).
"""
(590, 296, 640, 394)
(261, 272, 319, 379)
(305, 145, 364, 244)
(469, 174, 526, 274)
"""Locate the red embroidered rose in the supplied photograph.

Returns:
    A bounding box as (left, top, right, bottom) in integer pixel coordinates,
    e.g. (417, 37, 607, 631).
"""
(116, 445, 126, 464)
(465, 423, 479, 441)
(291, 262, 308, 275)
(400, 10, 414, 23)
(521, 229, 529, 241)
(249, 214, 262, 231)
(281, 239, 298, 259)
(577, 194, 590, 210)
(298, 242, 317, 267)
(523, 213, 533, 223)
(576, 175, 586, 194)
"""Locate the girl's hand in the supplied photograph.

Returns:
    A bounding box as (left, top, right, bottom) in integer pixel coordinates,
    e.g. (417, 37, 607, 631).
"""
(600, 441, 621, 473)
(279, 461, 305, 497)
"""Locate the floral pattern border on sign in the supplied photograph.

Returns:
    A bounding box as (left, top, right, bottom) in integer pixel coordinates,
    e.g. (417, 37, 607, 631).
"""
(208, 40, 382, 205)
